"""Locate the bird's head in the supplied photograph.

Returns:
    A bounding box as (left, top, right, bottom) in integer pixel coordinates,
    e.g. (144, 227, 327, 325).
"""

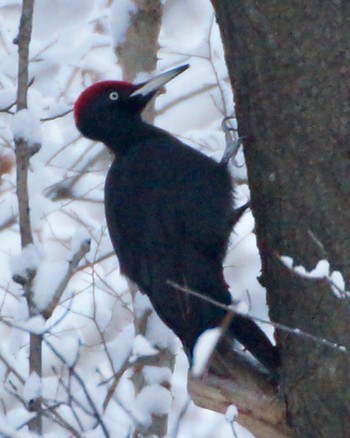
(74, 64, 189, 144)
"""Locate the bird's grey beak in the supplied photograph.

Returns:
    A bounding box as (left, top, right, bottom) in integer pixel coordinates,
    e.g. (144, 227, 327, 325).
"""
(130, 64, 189, 98)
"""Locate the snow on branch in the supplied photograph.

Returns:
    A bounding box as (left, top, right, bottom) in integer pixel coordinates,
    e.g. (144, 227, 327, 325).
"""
(10, 243, 43, 286)
(11, 109, 41, 154)
(192, 327, 222, 377)
(42, 232, 91, 319)
(9, 232, 90, 318)
(44, 338, 109, 437)
(280, 255, 350, 301)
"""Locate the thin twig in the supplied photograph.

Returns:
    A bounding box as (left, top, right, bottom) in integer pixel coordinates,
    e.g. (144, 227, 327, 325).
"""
(43, 238, 91, 319)
(167, 280, 349, 356)
(45, 338, 110, 437)
(0, 214, 17, 232)
(40, 108, 72, 122)
(0, 353, 25, 384)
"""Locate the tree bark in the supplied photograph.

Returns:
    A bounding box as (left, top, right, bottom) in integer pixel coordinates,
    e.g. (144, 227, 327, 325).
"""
(210, 1, 350, 437)
(14, 0, 43, 434)
(115, 0, 162, 122)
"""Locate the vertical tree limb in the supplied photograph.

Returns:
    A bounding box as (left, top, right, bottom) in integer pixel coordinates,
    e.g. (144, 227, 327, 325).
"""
(115, 0, 162, 123)
(14, 0, 34, 248)
(14, 0, 42, 433)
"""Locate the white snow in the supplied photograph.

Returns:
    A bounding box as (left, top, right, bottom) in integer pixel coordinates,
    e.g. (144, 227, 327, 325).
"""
(16, 315, 46, 335)
(0, 88, 16, 109)
(145, 310, 179, 353)
(69, 227, 91, 255)
(282, 257, 331, 278)
(9, 243, 44, 283)
(94, 306, 113, 333)
(11, 109, 42, 147)
(110, 0, 138, 46)
(142, 365, 172, 386)
(23, 372, 41, 403)
(0, 424, 37, 438)
(192, 327, 222, 377)
(107, 324, 134, 374)
(280, 256, 350, 299)
(133, 384, 172, 427)
(133, 291, 153, 320)
(329, 270, 350, 299)
(234, 300, 249, 315)
(225, 404, 238, 422)
(32, 260, 68, 312)
(330, 270, 345, 291)
(55, 336, 80, 367)
(0, 195, 18, 229)
(130, 334, 159, 361)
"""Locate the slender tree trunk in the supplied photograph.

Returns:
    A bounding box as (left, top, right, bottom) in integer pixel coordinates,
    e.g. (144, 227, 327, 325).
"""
(114, 2, 175, 437)
(210, 1, 350, 437)
(14, 0, 43, 433)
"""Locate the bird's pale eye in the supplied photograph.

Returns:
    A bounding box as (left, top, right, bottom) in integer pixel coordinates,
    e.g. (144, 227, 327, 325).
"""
(109, 91, 119, 100)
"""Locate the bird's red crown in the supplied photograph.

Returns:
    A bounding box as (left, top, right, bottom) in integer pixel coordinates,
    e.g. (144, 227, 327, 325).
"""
(74, 81, 136, 125)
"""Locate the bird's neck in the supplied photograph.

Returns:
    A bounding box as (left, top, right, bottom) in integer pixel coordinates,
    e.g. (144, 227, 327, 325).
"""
(104, 118, 169, 156)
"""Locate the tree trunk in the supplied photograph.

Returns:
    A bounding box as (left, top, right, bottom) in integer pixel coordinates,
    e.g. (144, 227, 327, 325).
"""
(210, 1, 350, 437)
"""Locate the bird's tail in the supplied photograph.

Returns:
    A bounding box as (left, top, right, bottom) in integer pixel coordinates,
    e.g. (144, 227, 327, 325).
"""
(229, 314, 280, 372)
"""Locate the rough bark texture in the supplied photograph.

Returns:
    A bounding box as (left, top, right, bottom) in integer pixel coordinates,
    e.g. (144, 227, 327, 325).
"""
(210, 1, 350, 437)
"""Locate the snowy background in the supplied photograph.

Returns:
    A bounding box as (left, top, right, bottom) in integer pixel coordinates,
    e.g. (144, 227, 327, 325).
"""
(0, 1, 271, 436)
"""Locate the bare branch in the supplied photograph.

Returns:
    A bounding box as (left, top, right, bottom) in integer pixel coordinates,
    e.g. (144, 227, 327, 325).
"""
(40, 108, 72, 122)
(15, 137, 34, 248)
(44, 339, 110, 437)
(168, 281, 350, 356)
(45, 148, 106, 201)
(0, 214, 17, 232)
(43, 238, 91, 319)
(14, 0, 33, 111)
(0, 353, 25, 385)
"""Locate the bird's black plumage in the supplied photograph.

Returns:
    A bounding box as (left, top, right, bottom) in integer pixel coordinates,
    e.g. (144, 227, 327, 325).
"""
(74, 65, 279, 371)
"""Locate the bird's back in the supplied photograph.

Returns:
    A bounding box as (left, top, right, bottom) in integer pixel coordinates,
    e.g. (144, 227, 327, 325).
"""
(104, 130, 234, 354)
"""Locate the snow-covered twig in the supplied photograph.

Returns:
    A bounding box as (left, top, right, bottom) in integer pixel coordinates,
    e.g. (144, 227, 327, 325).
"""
(43, 237, 91, 319)
(44, 339, 110, 437)
(13, 0, 42, 433)
(225, 405, 239, 438)
(5, 382, 82, 437)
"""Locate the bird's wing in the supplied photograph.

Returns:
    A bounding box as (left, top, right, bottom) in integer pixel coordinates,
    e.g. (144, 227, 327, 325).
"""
(104, 139, 233, 351)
